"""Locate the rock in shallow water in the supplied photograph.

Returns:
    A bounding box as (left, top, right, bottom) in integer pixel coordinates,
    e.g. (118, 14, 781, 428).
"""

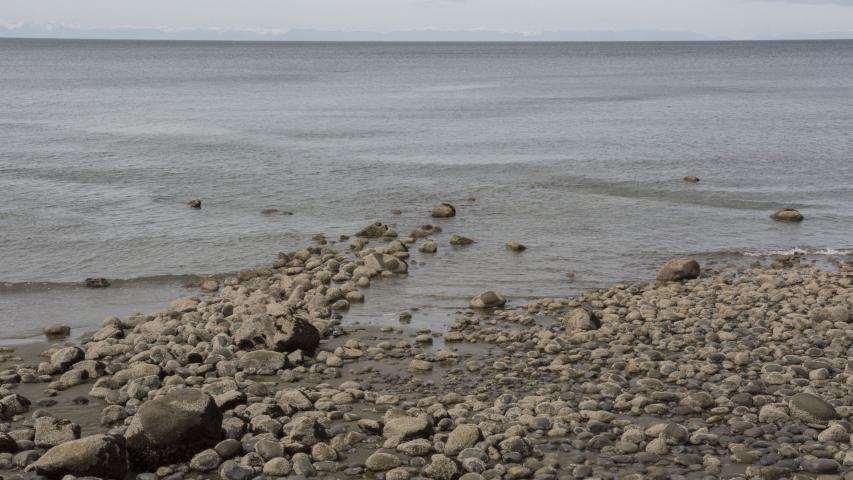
(431, 202, 456, 218)
(469, 291, 507, 309)
(505, 240, 526, 252)
(449, 234, 475, 246)
(42, 324, 71, 338)
(770, 208, 803, 222)
(656, 257, 701, 282)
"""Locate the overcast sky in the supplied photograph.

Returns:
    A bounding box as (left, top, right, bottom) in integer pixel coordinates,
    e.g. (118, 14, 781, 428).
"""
(3, 0, 853, 39)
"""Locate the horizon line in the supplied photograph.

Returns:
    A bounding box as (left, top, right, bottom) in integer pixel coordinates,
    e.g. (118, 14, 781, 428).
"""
(3, 36, 853, 43)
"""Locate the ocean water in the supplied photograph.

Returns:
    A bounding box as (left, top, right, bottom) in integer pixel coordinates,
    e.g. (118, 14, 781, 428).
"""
(1, 38, 852, 340)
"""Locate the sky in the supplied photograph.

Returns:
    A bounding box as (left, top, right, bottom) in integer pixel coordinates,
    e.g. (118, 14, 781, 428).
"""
(2, 0, 853, 40)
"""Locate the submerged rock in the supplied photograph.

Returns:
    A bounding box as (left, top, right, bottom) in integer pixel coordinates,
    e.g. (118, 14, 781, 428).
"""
(449, 234, 475, 246)
(84, 278, 110, 288)
(505, 240, 526, 252)
(261, 208, 293, 215)
(356, 222, 391, 238)
(656, 257, 701, 282)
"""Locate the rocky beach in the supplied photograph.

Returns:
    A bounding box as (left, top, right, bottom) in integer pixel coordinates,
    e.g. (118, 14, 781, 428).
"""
(1, 203, 852, 480)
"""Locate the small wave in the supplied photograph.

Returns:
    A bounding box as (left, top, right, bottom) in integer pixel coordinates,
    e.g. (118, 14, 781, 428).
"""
(0, 273, 212, 293)
(420, 84, 498, 92)
(742, 248, 853, 257)
(530, 176, 789, 211)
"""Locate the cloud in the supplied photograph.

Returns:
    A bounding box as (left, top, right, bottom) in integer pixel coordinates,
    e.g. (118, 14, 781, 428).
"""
(744, 0, 853, 5)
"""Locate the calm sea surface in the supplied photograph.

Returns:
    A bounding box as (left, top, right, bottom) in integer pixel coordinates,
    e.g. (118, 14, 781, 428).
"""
(1, 39, 852, 340)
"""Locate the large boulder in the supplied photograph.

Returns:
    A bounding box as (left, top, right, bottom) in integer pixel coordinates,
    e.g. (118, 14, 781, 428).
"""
(125, 388, 223, 470)
(770, 208, 803, 222)
(382, 416, 433, 448)
(788, 392, 837, 423)
(233, 316, 320, 354)
(50, 346, 84, 372)
(363, 253, 408, 274)
(469, 291, 507, 309)
(656, 257, 701, 282)
(27, 434, 127, 479)
(431, 203, 456, 218)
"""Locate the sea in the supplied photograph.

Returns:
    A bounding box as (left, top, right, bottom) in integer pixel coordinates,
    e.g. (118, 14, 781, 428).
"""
(1, 38, 852, 342)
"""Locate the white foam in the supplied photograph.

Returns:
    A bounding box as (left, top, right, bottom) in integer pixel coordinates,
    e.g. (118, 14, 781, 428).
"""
(743, 248, 853, 257)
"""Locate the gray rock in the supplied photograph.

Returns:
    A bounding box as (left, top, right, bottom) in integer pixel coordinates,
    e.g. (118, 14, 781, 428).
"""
(365, 451, 402, 471)
(237, 350, 285, 371)
(33, 417, 81, 449)
(445, 424, 480, 456)
(811, 305, 850, 323)
(213, 439, 242, 459)
(505, 240, 526, 252)
(50, 347, 84, 372)
(219, 460, 254, 480)
(0, 393, 31, 420)
(233, 315, 320, 354)
(26, 434, 127, 479)
(801, 458, 839, 473)
(770, 208, 803, 222)
(449, 234, 475, 246)
(419, 240, 437, 254)
(0, 432, 17, 453)
(423, 454, 458, 480)
(363, 253, 409, 274)
(291, 452, 315, 476)
(189, 449, 222, 472)
(788, 392, 837, 423)
(383, 416, 433, 448)
(432, 203, 456, 218)
(561, 308, 601, 331)
(43, 325, 71, 338)
(469, 291, 506, 309)
(356, 222, 390, 238)
(262, 457, 292, 476)
(125, 388, 223, 470)
(656, 257, 700, 282)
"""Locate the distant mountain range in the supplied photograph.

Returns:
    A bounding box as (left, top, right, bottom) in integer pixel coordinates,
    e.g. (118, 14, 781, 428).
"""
(1, 24, 851, 42)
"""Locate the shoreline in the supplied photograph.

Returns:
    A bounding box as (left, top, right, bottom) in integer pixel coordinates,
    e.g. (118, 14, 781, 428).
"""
(1, 215, 852, 479)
